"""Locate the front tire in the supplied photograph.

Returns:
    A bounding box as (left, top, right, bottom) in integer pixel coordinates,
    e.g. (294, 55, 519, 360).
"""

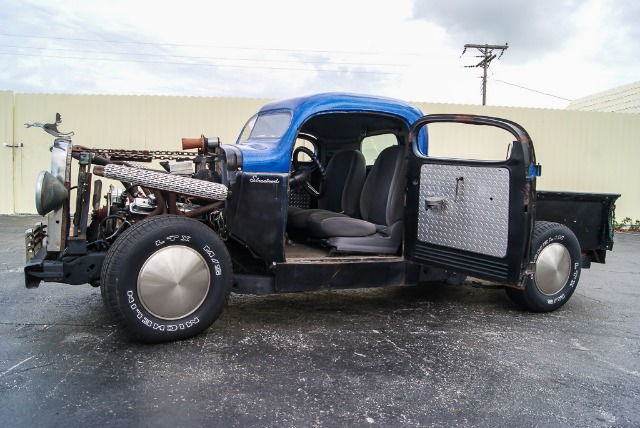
(101, 215, 231, 343)
(506, 221, 581, 312)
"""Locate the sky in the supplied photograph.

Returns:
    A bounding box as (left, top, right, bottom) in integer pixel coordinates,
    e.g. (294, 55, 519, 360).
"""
(0, 0, 638, 109)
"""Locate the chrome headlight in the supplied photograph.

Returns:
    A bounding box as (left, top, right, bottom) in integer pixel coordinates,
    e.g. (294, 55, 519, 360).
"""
(44, 139, 73, 252)
(35, 170, 68, 216)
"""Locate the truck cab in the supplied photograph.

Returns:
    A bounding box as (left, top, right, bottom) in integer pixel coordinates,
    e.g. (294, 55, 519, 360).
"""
(24, 93, 619, 343)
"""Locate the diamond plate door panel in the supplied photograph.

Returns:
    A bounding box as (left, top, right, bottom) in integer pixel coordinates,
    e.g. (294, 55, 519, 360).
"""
(417, 164, 510, 258)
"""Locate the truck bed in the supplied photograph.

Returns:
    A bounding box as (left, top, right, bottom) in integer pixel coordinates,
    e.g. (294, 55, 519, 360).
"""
(536, 191, 620, 265)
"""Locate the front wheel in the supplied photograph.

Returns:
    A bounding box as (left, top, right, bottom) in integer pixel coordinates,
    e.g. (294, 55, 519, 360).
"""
(101, 215, 232, 343)
(506, 221, 581, 312)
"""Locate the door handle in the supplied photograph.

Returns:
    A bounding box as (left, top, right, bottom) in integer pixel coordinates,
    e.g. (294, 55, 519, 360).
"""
(425, 196, 446, 211)
(3, 143, 23, 148)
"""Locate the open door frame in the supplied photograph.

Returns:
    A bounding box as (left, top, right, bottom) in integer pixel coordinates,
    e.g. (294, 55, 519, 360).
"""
(404, 114, 538, 286)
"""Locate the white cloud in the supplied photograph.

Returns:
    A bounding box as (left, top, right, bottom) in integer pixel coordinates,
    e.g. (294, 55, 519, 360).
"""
(0, 0, 638, 108)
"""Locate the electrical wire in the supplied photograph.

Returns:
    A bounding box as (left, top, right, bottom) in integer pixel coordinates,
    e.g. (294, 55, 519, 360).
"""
(0, 43, 410, 68)
(0, 51, 401, 75)
(0, 32, 425, 57)
(494, 79, 572, 101)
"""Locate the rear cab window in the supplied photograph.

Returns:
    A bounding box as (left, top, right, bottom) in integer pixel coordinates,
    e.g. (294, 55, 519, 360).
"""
(361, 134, 399, 165)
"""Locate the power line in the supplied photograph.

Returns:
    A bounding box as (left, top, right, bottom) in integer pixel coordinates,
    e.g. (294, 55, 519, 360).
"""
(494, 79, 572, 102)
(461, 43, 508, 105)
(0, 51, 401, 75)
(0, 43, 410, 69)
(0, 32, 425, 58)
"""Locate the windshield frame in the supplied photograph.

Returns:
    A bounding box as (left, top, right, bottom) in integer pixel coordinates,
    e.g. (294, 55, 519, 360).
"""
(236, 110, 292, 144)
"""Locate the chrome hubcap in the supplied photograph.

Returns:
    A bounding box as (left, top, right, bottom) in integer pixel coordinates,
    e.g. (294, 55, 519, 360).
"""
(534, 243, 571, 296)
(138, 246, 210, 320)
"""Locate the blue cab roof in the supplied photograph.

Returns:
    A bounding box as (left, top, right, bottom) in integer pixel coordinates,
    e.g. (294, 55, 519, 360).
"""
(234, 93, 425, 173)
(259, 92, 424, 123)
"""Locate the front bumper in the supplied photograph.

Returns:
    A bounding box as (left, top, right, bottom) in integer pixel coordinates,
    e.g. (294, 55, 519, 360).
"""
(24, 246, 65, 289)
(25, 223, 63, 288)
(24, 221, 106, 288)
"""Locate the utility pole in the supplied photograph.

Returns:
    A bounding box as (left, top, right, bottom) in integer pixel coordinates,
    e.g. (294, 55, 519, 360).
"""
(461, 43, 508, 105)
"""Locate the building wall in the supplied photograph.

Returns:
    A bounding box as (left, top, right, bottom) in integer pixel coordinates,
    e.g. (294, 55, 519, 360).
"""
(10, 94, 268, 214)
(566, 81, 640, 113)
(0, 91, 14, 214)
(4, 93, 638, 221)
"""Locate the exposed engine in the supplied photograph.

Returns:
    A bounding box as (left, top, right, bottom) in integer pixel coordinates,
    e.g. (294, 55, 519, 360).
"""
(82, 136, 230, 250)
(29, 132, 232, 274)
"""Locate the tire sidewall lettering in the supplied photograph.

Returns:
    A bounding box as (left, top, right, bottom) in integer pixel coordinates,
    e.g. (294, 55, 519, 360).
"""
(151, 234, 223, 277)
(155, 234, 194, 247)
(530, 228, 581, 309)
(125, 289, 202, 333)
(533, 234, 566, 263)
(103, 216, 232, 342)
(202, 245, 222, 276)
(507, 222, 582, 313)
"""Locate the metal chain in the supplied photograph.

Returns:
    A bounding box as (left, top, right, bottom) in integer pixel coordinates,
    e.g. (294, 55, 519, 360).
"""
(79, 148, 199, 162)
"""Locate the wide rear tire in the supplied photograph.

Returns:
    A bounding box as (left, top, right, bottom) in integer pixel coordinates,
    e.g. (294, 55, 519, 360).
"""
(101, 215, 231, 343)
(506, 221, 581, 312)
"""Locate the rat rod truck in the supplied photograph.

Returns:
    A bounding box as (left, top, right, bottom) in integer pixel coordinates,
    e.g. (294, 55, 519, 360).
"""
(24, 93, 619, 343)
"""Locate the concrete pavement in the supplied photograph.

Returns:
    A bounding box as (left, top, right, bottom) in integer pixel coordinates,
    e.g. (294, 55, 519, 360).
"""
(1, 215, 638, 427)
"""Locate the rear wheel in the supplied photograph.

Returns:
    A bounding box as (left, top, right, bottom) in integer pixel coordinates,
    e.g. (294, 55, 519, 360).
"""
(506, 221, 581, 312)
(101, 215, 231, 343)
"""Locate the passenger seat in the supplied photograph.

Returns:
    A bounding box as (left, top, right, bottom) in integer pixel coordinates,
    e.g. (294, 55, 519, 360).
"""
(306, 145, 405, 254)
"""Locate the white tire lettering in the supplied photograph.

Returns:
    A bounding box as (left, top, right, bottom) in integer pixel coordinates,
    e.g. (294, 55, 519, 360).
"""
(126, 290, 201, 332)
(547, 293, 566, 305)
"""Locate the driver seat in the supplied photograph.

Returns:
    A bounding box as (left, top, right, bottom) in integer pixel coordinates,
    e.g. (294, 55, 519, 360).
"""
(306, 145, 405, 254)
(288, 149, 366, 229)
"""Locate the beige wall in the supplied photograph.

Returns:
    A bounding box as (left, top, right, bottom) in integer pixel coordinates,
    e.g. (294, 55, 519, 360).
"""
(4, 93, 638, 220)
(0, 91, 14, 214)
(11, 94, 268, 214)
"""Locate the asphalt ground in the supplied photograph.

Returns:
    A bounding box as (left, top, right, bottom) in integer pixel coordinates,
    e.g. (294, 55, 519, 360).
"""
(1, 215, 639, 427)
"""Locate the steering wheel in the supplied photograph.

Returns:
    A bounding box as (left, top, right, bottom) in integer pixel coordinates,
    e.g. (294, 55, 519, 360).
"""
(290, 146, 327, 198)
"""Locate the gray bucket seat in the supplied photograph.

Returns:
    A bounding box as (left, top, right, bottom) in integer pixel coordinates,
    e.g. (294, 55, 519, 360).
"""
(306, 145, 406, 254)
